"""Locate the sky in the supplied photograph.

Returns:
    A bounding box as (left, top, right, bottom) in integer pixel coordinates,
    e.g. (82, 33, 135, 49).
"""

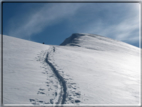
(2, 2, 141, 47)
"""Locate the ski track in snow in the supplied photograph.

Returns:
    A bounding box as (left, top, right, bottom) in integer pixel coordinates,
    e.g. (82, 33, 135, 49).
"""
(30, 46, 83, 106)
(45, 46, 82, 105)
(29, 49, 61, 106)
(46, 46, 67, 105)
(30, 46, 68, 106)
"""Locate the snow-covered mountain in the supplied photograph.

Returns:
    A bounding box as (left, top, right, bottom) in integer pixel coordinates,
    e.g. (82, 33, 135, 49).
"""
(3, 33, 141, 106)
(61, 33, 139, 55)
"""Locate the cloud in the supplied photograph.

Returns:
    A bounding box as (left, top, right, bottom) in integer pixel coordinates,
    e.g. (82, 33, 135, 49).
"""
(4, 3, 140, 47)
(76, 3, 140, 46)
(7, 3, 84, 38)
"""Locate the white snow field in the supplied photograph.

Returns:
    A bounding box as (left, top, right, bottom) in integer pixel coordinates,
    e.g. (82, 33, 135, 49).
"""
(3, 35, 61, 106)
(3, 33, 141, 106)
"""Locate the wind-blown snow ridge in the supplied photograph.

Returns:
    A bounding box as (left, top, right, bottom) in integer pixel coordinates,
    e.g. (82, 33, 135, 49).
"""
(60, 33, 116, 46)
(60, 33, 139, 55)
(45, 46, 67, 105)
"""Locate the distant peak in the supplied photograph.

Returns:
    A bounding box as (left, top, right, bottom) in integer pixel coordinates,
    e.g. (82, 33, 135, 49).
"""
(71, 33, 86, 38)
(72, 33, 102, 38)
(60, 33, 139, 54)
(60, 33, 100, 46)
(72, 33, 96, 36)
(72, 33, 87, 35)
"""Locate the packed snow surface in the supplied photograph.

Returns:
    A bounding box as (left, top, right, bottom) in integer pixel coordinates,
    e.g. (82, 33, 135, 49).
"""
(3, 33, 141, 106)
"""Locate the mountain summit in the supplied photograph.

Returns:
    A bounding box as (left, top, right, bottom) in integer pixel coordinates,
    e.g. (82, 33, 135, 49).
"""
(60, 33, 139, 54)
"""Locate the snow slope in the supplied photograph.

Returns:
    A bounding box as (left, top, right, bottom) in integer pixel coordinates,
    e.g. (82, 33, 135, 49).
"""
(3, 33, 141, 106)
(58, 33, 140, 105)
(3, 35, 61, 106)
(61, 33, 139, 55)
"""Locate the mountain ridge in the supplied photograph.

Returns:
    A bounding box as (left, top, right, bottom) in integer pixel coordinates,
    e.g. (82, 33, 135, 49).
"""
(61, 33, 137, 47)
(60, 33, 139, 55)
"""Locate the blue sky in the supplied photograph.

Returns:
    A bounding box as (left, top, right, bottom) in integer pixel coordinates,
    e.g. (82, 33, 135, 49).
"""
(2, 2, 140, 47)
